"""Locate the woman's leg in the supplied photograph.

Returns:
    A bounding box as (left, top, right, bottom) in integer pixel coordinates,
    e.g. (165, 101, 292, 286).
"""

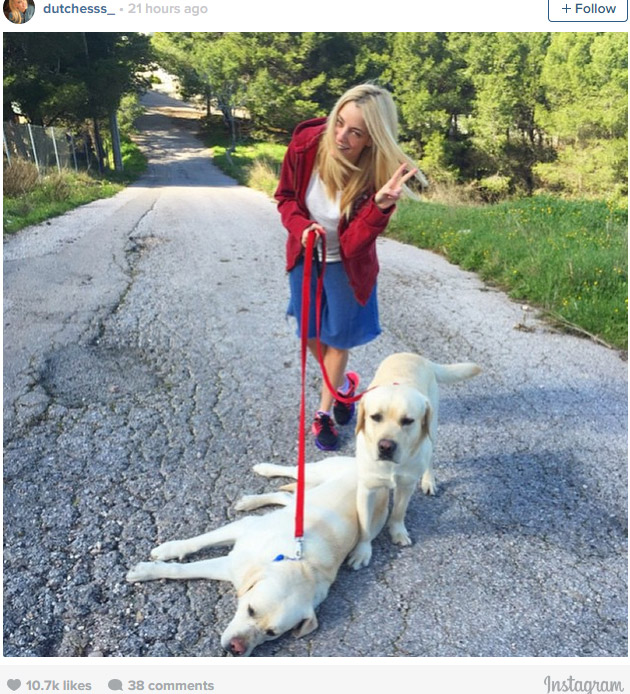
(308, 339, 348, 413)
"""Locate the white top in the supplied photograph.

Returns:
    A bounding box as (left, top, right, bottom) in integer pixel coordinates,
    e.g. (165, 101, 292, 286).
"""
(305, 173, 342, 263)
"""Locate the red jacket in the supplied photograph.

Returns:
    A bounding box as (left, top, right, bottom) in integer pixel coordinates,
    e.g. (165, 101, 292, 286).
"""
(274, 118, 395, 306)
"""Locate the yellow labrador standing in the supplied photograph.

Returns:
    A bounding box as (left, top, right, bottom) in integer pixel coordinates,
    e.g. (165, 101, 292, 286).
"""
(348, 352, 481, 569)
(127, 456, 387, 656)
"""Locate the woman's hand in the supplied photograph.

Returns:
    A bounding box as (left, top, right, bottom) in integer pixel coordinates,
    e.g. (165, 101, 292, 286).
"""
(375, 163, 418, 210)
(301, 223, 326, 247)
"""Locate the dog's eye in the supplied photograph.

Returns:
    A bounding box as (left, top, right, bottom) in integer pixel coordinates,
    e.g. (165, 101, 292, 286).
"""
(401, 417, 415, 426)
(248, 605, 256, 618)
(265, 628, 277, 637)
(370, 413, 383, 423)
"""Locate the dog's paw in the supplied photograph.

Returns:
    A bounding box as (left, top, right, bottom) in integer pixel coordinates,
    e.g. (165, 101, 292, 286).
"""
(252, 463, 280, 477)
(421, 471, 437, 496)
(127, 561, 160, 582)
(234, 494, 258, 512)
(347, 541, 372, 570)
(151, 540, 188, 561)
(389, 522, 412, 546)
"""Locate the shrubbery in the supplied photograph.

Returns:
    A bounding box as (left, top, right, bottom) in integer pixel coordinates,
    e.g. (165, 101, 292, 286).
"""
(3, 159, 39, 196)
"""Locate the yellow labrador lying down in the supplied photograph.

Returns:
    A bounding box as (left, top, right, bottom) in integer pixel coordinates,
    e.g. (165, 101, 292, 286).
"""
(127, 456, 386, 656)
(348, 352, 481, 570)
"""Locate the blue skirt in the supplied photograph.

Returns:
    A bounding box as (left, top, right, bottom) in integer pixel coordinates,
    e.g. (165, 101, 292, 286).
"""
(287, 260, 381, 350)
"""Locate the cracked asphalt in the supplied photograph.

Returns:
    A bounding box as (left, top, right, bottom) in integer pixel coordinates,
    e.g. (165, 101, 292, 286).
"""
(3, 88, 627, 659)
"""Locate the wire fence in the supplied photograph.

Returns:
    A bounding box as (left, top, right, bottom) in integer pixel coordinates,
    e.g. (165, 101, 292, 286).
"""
(3, 122, 101, 174)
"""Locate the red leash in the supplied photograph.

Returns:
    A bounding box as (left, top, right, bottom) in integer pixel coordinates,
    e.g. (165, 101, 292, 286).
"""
(294, 232, 317, 556)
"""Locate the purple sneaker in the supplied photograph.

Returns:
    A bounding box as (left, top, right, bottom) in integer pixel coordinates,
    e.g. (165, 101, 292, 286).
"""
(311, 411, 339, 451)
(333, 372, 360, 425)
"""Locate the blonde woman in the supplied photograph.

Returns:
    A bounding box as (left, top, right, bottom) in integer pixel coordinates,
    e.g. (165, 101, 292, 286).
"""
(6, 0, 34, 22)
(275, 83, 426, 450)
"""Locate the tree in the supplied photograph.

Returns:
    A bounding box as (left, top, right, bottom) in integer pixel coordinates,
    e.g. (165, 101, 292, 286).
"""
(462, 32, 551, 193)
(3, 32, 154, 171)
(4, 33, 91, 126)
(243, 32, 395, 135)
(153, 32, 253, 148)
(243, 33, 327, 134)
(384, 32, 474, 182)
(80, 33, 154, 170)
(535, 32, 628, 198)
(151, 33, 215, 115)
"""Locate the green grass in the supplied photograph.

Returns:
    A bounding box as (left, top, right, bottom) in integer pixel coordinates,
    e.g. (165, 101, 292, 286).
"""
(3, 139, 147, 235)
(387, 195, 628, 350)
(212, 142, 286, 196)
(3, 172, 125, 234)
(117, 139, 148, 179)
(201, 115, 287, 196)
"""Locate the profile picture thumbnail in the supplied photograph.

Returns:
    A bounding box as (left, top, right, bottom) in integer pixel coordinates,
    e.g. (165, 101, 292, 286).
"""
(4, 0, 35, 23)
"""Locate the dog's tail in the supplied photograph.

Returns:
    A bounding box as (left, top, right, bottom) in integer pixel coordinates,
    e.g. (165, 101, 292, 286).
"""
(432, 361, 481, 384)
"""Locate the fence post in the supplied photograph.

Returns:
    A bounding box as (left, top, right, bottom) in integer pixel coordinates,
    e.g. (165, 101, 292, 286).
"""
(27, 123, 40, 173)
(3, 128, 11, 167)
(50, 127, 61, 172)
(70, 134, 78, 171)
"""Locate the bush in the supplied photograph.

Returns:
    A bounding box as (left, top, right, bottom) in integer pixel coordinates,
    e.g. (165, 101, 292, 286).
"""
(3, 170, 124, 234)
(41, 173, 71, 201)
(211, 141, 286, 191)
(533, 140, 628, 200)
(246, 158, 281, 196)
(476, 174, 511, 203)
(418, 132, 460, 185)
(3, 158, 39, 196)
(117, 93, 145, 136)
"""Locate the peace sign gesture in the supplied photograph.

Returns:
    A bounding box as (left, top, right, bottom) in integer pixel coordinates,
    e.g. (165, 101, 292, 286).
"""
(374, 163, 418, 211)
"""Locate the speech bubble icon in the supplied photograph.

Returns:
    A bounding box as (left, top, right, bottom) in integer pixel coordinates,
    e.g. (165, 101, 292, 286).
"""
(108, 680, 123, 691)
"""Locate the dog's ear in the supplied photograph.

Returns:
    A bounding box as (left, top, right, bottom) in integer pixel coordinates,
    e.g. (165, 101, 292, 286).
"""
(423, 403, 436, 443)
(355, 399, 365, 435)
(236, 566, 263, 598)
(410, 401, 434, 457)
(293, 610, 318, 638)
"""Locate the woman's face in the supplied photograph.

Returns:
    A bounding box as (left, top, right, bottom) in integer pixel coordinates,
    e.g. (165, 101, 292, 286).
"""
(16, 0, 27, 11)
(333, 101, 372, 165)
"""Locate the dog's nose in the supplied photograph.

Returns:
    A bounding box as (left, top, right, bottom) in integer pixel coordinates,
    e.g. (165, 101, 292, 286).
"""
(228, 637, 247, 656)
(378, 439, 397, 460)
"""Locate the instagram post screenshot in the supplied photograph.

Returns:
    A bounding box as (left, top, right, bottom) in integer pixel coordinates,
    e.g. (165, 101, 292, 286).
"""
(2, 3, 628, 693)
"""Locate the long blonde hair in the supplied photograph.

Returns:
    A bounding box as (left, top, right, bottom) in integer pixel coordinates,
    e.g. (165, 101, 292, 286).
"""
(316, 84, 427, 219)
(8, 0, 25, 21)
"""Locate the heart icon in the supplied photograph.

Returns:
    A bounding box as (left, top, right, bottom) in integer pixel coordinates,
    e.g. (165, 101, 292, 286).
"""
(7, 681, 21, 691)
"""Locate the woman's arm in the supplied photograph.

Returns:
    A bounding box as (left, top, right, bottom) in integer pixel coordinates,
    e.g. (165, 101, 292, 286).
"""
(339, 163, 418, 259)
(338, 196, 394, 259)
(274, 146, 316, 246)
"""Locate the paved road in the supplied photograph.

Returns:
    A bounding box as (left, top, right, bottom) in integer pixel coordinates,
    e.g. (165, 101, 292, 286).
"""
(3, 89, 627, 660)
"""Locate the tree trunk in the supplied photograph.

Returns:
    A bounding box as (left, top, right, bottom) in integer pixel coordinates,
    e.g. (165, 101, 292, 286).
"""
(92, 118, 105, 173)
(109, 110, 123, 172)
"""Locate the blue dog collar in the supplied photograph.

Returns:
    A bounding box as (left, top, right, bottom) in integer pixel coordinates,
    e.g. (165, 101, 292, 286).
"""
(273, 539, 304, 562)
